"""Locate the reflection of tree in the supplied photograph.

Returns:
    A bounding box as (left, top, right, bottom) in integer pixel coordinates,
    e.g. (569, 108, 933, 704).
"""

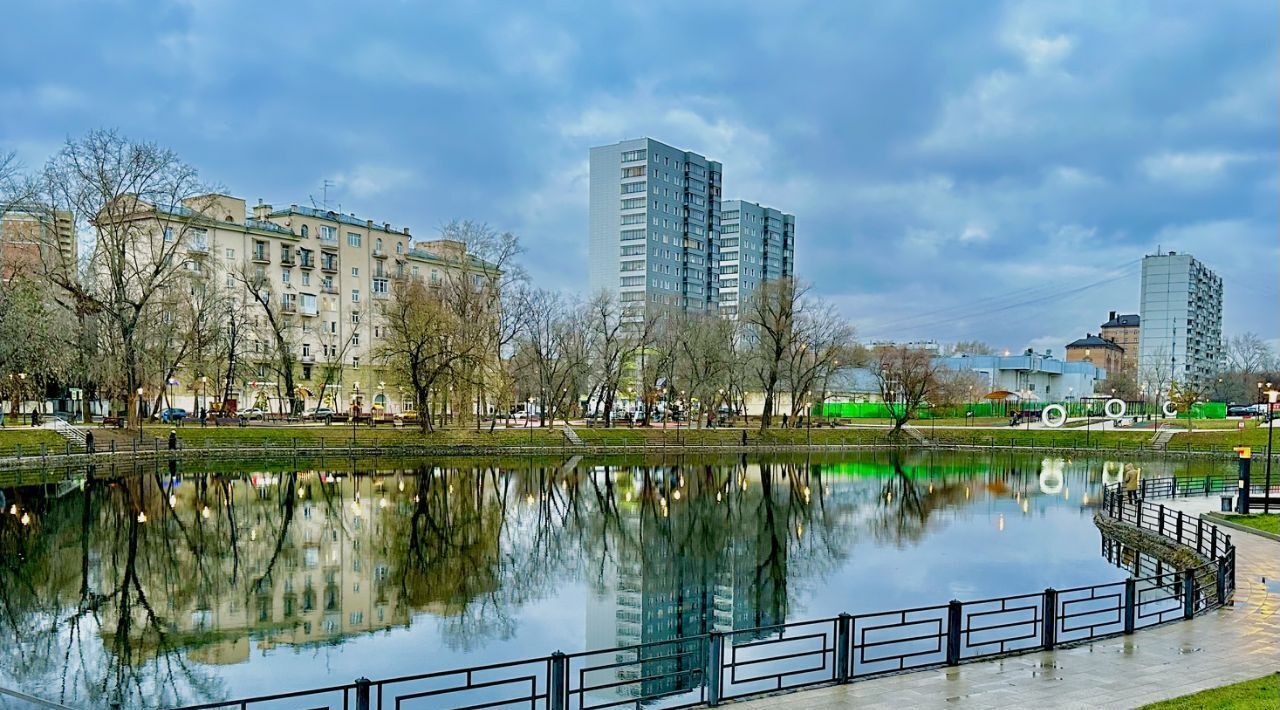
(865, 453, 970, 545)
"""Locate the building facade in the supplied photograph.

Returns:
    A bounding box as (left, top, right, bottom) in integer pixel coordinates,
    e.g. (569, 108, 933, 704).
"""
(938, 352, 1107, 401)
(588, 138, 722, 317)
(717, 200, 794, 318)
(1138, 252, 1222, 389)
(1065, 334, 1125, 376)
(0, 207, 75, 284)
(141, 193, 496, 415)
(1099, 311, 1140, 375)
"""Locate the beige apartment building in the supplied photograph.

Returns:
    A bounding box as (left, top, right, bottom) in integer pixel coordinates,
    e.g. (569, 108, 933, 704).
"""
(148, 193, 497, 415)
(1099, 311, 1140, 375)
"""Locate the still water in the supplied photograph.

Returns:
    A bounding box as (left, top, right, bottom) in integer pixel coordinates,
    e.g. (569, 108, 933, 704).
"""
(0, 451, 1232, 708)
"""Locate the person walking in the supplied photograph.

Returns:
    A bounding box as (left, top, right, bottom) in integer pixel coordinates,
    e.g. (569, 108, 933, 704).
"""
(1123, 463, 1141, 504)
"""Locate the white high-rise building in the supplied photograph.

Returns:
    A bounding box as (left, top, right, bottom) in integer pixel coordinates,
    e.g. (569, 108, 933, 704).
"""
(1138, 251, 1223, 389)
(588, 138, 722, 317)
(717, 200, 795, 318)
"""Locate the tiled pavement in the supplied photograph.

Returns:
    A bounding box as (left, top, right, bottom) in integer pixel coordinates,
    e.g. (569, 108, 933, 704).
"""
(730, 497, 1280, 709)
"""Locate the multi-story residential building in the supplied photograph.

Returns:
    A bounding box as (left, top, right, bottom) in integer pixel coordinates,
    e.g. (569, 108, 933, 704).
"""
(588, 138, 722, 317)
(717, 200, 794, 318)
(1099, 311, 1140, 375)
(0, 206, 75, 283)
(1138, 252, 1222, 389)
(138, 193, 497, 415)
(1065, 334, 1125, 376)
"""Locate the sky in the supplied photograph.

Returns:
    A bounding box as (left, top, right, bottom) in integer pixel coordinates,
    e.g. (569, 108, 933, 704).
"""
(2, 0, 1276, 353)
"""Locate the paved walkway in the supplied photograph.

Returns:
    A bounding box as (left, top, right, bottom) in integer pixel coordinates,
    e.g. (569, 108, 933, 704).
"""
(733, 496, 1280, 709)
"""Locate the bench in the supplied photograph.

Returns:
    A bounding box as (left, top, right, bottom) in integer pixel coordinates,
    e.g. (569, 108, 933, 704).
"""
(99, 416, 125, 429)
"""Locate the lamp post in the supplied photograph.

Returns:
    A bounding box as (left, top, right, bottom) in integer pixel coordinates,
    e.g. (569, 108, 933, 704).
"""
(136, 386, 145, 435)
(1265, 387, 1277, 513)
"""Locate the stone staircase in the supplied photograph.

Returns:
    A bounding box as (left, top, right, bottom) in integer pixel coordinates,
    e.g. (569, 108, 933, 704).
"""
(561, 425, 583, 445)
(48, 419, 88, 448)
(1150, 428, 1175, 449)
(902, 424, 930, 446)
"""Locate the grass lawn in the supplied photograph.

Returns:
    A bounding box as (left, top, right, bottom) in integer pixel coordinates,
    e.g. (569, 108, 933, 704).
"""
(1142, 673, 1277, 709)
(1219, 513, 1280, 536)
(0, 428, 68, 456)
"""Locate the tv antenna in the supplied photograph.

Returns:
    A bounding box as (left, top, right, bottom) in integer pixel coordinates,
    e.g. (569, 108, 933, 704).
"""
(310, 179, 338, 212)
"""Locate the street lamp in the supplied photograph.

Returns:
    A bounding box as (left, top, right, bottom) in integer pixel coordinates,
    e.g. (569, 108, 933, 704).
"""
(136, 386, 145, 434)
(1265, 387, 1278, 513)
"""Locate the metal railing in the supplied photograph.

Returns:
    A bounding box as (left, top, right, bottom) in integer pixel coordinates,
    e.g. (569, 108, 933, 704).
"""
(165, 478, 1236, 710)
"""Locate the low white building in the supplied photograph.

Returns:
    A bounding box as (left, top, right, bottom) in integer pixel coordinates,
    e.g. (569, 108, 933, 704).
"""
(937, 351, 1107, 401)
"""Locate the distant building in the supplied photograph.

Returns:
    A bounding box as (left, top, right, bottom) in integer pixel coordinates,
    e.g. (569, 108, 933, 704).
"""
(870, 340, 943, 355)
(938, 351, 1107, 401)
(0, 206, 75, 283)
(1138, 252, 1222, 388)
(588, 138, 722, 318)
(717, 200, 794, 318)
(1099, 311, 1140, 375)
(1065, 334, 1125, 377)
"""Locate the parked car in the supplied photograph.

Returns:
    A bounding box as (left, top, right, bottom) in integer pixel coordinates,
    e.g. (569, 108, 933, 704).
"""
(1227, 405, 1255, 417)
(238, 407, 266, 420)
(157, 408, 188, 423)
(301, 407, 336, 420)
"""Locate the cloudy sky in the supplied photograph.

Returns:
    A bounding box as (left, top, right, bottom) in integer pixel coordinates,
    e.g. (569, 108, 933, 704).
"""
(2, 0, 1276, 352)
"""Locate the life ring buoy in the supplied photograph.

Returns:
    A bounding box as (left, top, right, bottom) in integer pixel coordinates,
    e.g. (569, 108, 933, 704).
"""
(1101, 461, 1123, 486)
(1041, 404, 1067, 428)
(1104, 398, 1126, 419)
(1162, 402, 1178, 418)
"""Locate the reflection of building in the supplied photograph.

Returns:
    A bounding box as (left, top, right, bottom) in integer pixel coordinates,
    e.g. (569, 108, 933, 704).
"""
(586, 466, 788, 703)
(92, 475, 407, 663)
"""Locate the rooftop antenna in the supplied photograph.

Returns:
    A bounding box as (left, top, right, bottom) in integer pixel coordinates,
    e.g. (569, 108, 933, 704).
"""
(309, 179, 337, 211)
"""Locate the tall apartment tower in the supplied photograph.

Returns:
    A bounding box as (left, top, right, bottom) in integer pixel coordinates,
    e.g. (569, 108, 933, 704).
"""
(588, 138, 722, 316)
(1138, 252, 1223, 388)
(717, 200, 795, 318)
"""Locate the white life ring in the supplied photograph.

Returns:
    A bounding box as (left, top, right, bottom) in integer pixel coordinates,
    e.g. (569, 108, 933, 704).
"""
(1039, 459, 1065, 495)
(1101, 461, 1123, 486)
(1104, 398, 1127, 419)
(1162, 402, 1178, 418)
(1041, 404, 1067, 428)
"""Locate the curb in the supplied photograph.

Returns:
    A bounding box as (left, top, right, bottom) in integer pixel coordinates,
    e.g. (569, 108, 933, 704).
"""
(1202, 512, 1280, 543)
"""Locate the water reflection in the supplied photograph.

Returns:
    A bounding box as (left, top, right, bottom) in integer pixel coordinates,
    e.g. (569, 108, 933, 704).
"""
(0, 452, 1231, 708)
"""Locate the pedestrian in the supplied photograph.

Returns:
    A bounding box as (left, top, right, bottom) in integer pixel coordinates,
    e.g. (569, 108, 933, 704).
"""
(199, 406, 207, 428)
(741, 429, 748, 447)
(1123, 463, 1140, 504)
(782, 413, 789, 428)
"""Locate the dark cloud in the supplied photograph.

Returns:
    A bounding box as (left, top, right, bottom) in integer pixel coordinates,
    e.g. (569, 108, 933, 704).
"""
(0, 0, 1274, 351)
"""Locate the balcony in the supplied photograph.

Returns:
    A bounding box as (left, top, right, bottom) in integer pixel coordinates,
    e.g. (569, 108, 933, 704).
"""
(280, 256, 295, 267)
(320, 241, 339, 252)
(252, 251, 270, 264)
(299, 257, 315, 270)
(321, 285, 338, 295)
(321, 262, 338, 274)
(281, 302, 297, 314)
(300, 354, 315, 364)
(372, 248, 386, 259)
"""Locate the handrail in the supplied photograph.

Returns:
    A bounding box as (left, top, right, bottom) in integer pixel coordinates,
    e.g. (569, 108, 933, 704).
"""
(167, 477, 1237, 710)
(0, 685, 78, 709)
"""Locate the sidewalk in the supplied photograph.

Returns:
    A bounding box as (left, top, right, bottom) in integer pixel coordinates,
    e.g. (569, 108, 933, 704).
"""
(732, 496, 1280, 709)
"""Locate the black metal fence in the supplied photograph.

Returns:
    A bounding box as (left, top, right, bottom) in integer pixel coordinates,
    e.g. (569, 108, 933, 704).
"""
(165, 477, 1236, 710)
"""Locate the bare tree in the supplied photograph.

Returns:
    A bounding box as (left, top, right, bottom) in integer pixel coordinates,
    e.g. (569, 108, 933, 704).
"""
(744, 278, 803, 430)
(784, 301, 857, 419)
(232, 263, 300, 415)
(871, 345, 941, 433)
(39, 130, 217, 426)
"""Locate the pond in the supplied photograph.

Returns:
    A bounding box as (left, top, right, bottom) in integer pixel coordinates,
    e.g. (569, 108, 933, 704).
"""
(0, 451, 1234, 708)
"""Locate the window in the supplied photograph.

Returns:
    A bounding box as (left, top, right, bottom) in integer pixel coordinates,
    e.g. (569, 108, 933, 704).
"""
(351, 357, 360, 370)
(281, 269, 291, 283)
(621, 182, 646, 194)
(351, 311, 361, 324)
(396, 242, 403, 254)
(351, 289, 360, 303)
(328, 321, 337, 334)
(302, 272, 310, 286)
(281, 245, 292, 262)
(301, 225, 309, 238)
(621, 197, 645, 210)
(620, 275, 645, 287)
(620, 149, 646, 162)
(622, 166, 645, 178)
(373, 278, 388, 295)
(347, 232, 362, 247)
(302, 365, 312, 380)
(375, 238, 382, 252)
(430, 269, 440, 285)
(300, 293, 317, 315)
(351, 267, 359, 277)
(225, 248, 235, 259)
(621, 229, 645, 241)
(621, 213, 646, 225)
(253, 241, 268, 261)
(621, 245, 646, 256)
(319, 225, 336, 242)
(352, 331, 360, 346)
(163, 227, 174, 242)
